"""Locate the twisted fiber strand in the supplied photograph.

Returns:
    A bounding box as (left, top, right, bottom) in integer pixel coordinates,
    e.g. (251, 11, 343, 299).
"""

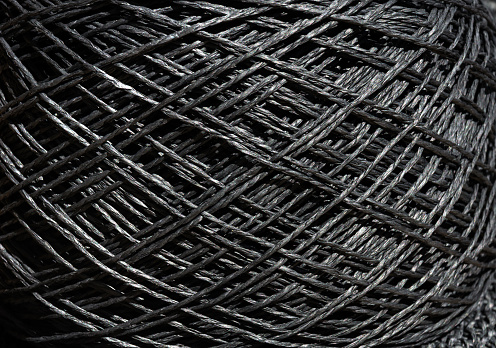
(425, 3, 496, 346)
(0, 0, 484, 340)
(0, 0, 496, 347)
(0, 0, 492, 342)
(424, 278, 496, 347)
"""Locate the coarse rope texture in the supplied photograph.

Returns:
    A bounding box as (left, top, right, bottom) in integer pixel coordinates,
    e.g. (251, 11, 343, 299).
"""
(1, 0, 496, 347)
(424, 281, 496, 347)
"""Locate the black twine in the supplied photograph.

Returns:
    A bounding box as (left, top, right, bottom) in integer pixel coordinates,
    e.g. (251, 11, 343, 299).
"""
(1, 0, 496, 347)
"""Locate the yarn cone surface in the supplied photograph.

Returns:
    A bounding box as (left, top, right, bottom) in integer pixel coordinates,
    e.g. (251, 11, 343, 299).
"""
(1, 0, 496, 347)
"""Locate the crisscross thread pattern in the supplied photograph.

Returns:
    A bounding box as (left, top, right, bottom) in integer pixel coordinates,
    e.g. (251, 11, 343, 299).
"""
(0, 0, 496, 347)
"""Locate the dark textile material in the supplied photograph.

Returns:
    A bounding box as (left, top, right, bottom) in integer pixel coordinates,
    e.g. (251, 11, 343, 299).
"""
(2, 284, 495, 348)
(424, 279, 496, 347)
(422, 2, 496, 348)
(1, 0, 496, 347)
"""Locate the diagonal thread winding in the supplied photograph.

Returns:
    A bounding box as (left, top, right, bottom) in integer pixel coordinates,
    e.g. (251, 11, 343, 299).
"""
(0, 0, 496, 347)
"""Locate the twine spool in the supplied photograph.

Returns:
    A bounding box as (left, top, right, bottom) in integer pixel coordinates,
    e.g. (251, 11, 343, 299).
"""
(1, 0, 496, 347)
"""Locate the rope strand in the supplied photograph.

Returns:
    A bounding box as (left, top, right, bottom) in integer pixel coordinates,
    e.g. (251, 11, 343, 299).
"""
(0, 0, 496, 347)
